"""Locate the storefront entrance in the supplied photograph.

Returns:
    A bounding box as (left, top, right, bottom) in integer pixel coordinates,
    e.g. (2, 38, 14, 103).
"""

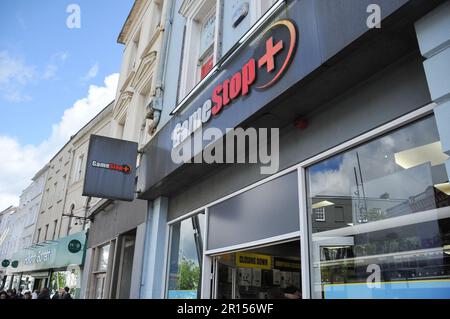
(212, 239, 301, 299)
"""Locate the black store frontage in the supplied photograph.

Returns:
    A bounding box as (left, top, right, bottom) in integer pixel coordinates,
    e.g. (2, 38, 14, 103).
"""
(138, 0, 450, 299)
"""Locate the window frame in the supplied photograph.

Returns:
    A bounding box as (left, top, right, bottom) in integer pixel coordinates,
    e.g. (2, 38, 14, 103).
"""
(178, 0, 221, 101)
(162, 103, 436, 299)
(165, 211, 206, 299)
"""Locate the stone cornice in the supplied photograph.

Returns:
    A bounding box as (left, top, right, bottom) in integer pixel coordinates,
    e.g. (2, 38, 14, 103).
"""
(132, 51, 158, 90)
(120, 70, 136, 93)
(179, 0, 196, 17)
(117, 0, 146, 44)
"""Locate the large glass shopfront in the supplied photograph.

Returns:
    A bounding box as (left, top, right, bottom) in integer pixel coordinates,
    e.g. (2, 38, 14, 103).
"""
(306, 115, 450, 299)
(167, 213, 205, 299)
(165, 112, 450, 299)
(166, 172, 302, 299)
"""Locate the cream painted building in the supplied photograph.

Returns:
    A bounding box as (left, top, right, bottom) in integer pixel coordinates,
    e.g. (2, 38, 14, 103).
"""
(61, 102, 114, 238)
(33, 102, 114, 243)
(112, 0, 167, 148)
(81, 0, 169, 299)
(33, 140, 74, 244)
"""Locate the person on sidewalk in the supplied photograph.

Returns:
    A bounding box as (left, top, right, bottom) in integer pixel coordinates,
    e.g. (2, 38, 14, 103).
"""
(62, 287, 72, 299)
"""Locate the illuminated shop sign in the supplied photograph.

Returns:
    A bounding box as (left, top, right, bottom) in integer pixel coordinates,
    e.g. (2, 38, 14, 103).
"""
(172, 19, 298, 149)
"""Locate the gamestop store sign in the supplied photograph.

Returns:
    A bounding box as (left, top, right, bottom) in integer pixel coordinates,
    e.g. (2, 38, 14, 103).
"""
(172, 19, 297, 148)
(139, 0, 323, 196)
(83, 135, 138, 202)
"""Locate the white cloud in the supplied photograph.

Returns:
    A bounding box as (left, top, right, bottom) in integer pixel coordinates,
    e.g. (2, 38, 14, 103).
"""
(82, 63, 99, 82)
(0, 50, 35, 102)
(41, 52, 69, 80)
(42, 64, 58, 80)
(0, 51, 70, 101)
(0, 73, 119, 212)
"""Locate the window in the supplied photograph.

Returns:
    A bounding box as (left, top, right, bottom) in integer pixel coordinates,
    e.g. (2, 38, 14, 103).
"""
(52, 182, 58, 203)
(260, 0, 277, 16)
(60, 175, 66, 201)
(67, 204, 75, 236)
(178, 0, 220, 100)
(98, 244, 110, 272)
(314, 207, 326, 222)
(167, 213, 205, 299)
(44, 224, 49, 241)
(74, 154, 84, 183)
(307, 116, 450, 299)
(52, 220, 58, 240)
(36, 228, 41, 243)
(250, 0, 277, 25)
(128, 29, 141, 73)
(198, 10, 216, 80)
(93, 243, 111, 299)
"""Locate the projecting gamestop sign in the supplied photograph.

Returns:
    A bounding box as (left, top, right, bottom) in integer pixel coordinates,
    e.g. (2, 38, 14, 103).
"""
(83, 135, 138, 202)
(172, 19, 298, 148)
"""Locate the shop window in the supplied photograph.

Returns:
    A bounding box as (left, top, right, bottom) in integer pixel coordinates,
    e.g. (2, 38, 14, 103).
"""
(306, 115, 450, 299)
(167, 213, 205, 299)
(92, 243, 111, 299)
(214, 240, 301, 299)
(98, 244, 110, 272)
(116, 233, 136, 299)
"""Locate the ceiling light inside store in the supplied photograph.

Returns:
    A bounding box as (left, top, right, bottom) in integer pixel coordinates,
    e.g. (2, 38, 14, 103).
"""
(312, 200, 335, 209)
(394, 142, 449, 169)
(435, 182, 450, 195)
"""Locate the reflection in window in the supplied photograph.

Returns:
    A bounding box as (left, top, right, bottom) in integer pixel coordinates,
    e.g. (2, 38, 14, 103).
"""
(98, 244, 110, 272)
(307, 116, 450, 299)
(167, 213, 205, 299)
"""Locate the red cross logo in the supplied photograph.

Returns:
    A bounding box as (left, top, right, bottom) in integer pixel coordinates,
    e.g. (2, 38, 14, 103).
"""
(258, 37, 284, 73)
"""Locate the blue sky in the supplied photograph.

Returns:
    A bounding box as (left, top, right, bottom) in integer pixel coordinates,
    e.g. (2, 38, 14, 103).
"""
(0, 0, 133, 144)
(0, 0, 134, 210)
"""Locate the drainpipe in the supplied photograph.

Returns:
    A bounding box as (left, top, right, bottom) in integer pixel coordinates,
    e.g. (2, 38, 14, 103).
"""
(143, 0, 175, 137)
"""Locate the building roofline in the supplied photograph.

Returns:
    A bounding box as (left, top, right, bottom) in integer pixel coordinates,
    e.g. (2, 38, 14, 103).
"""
(47, 100, 115, 164)
(117, 0, 141, 44)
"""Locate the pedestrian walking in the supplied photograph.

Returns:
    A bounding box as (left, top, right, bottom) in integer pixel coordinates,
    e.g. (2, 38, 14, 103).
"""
(0, 291, 8, 299)
(24, 292, 32, 299)
(62, 287, 72, 299)
(31, 290, 38, 299)
(37, 287, 50, 299)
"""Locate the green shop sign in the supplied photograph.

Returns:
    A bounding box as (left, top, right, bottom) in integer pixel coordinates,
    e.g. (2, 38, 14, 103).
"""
(11, 260, 19, 268)
(68, 240, 82, 253)
(2, 259, 10, 267)
(11, 231, 87, 273)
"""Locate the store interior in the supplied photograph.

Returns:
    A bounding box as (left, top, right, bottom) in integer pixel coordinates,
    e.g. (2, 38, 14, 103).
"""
(214, 240, 301, 299)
